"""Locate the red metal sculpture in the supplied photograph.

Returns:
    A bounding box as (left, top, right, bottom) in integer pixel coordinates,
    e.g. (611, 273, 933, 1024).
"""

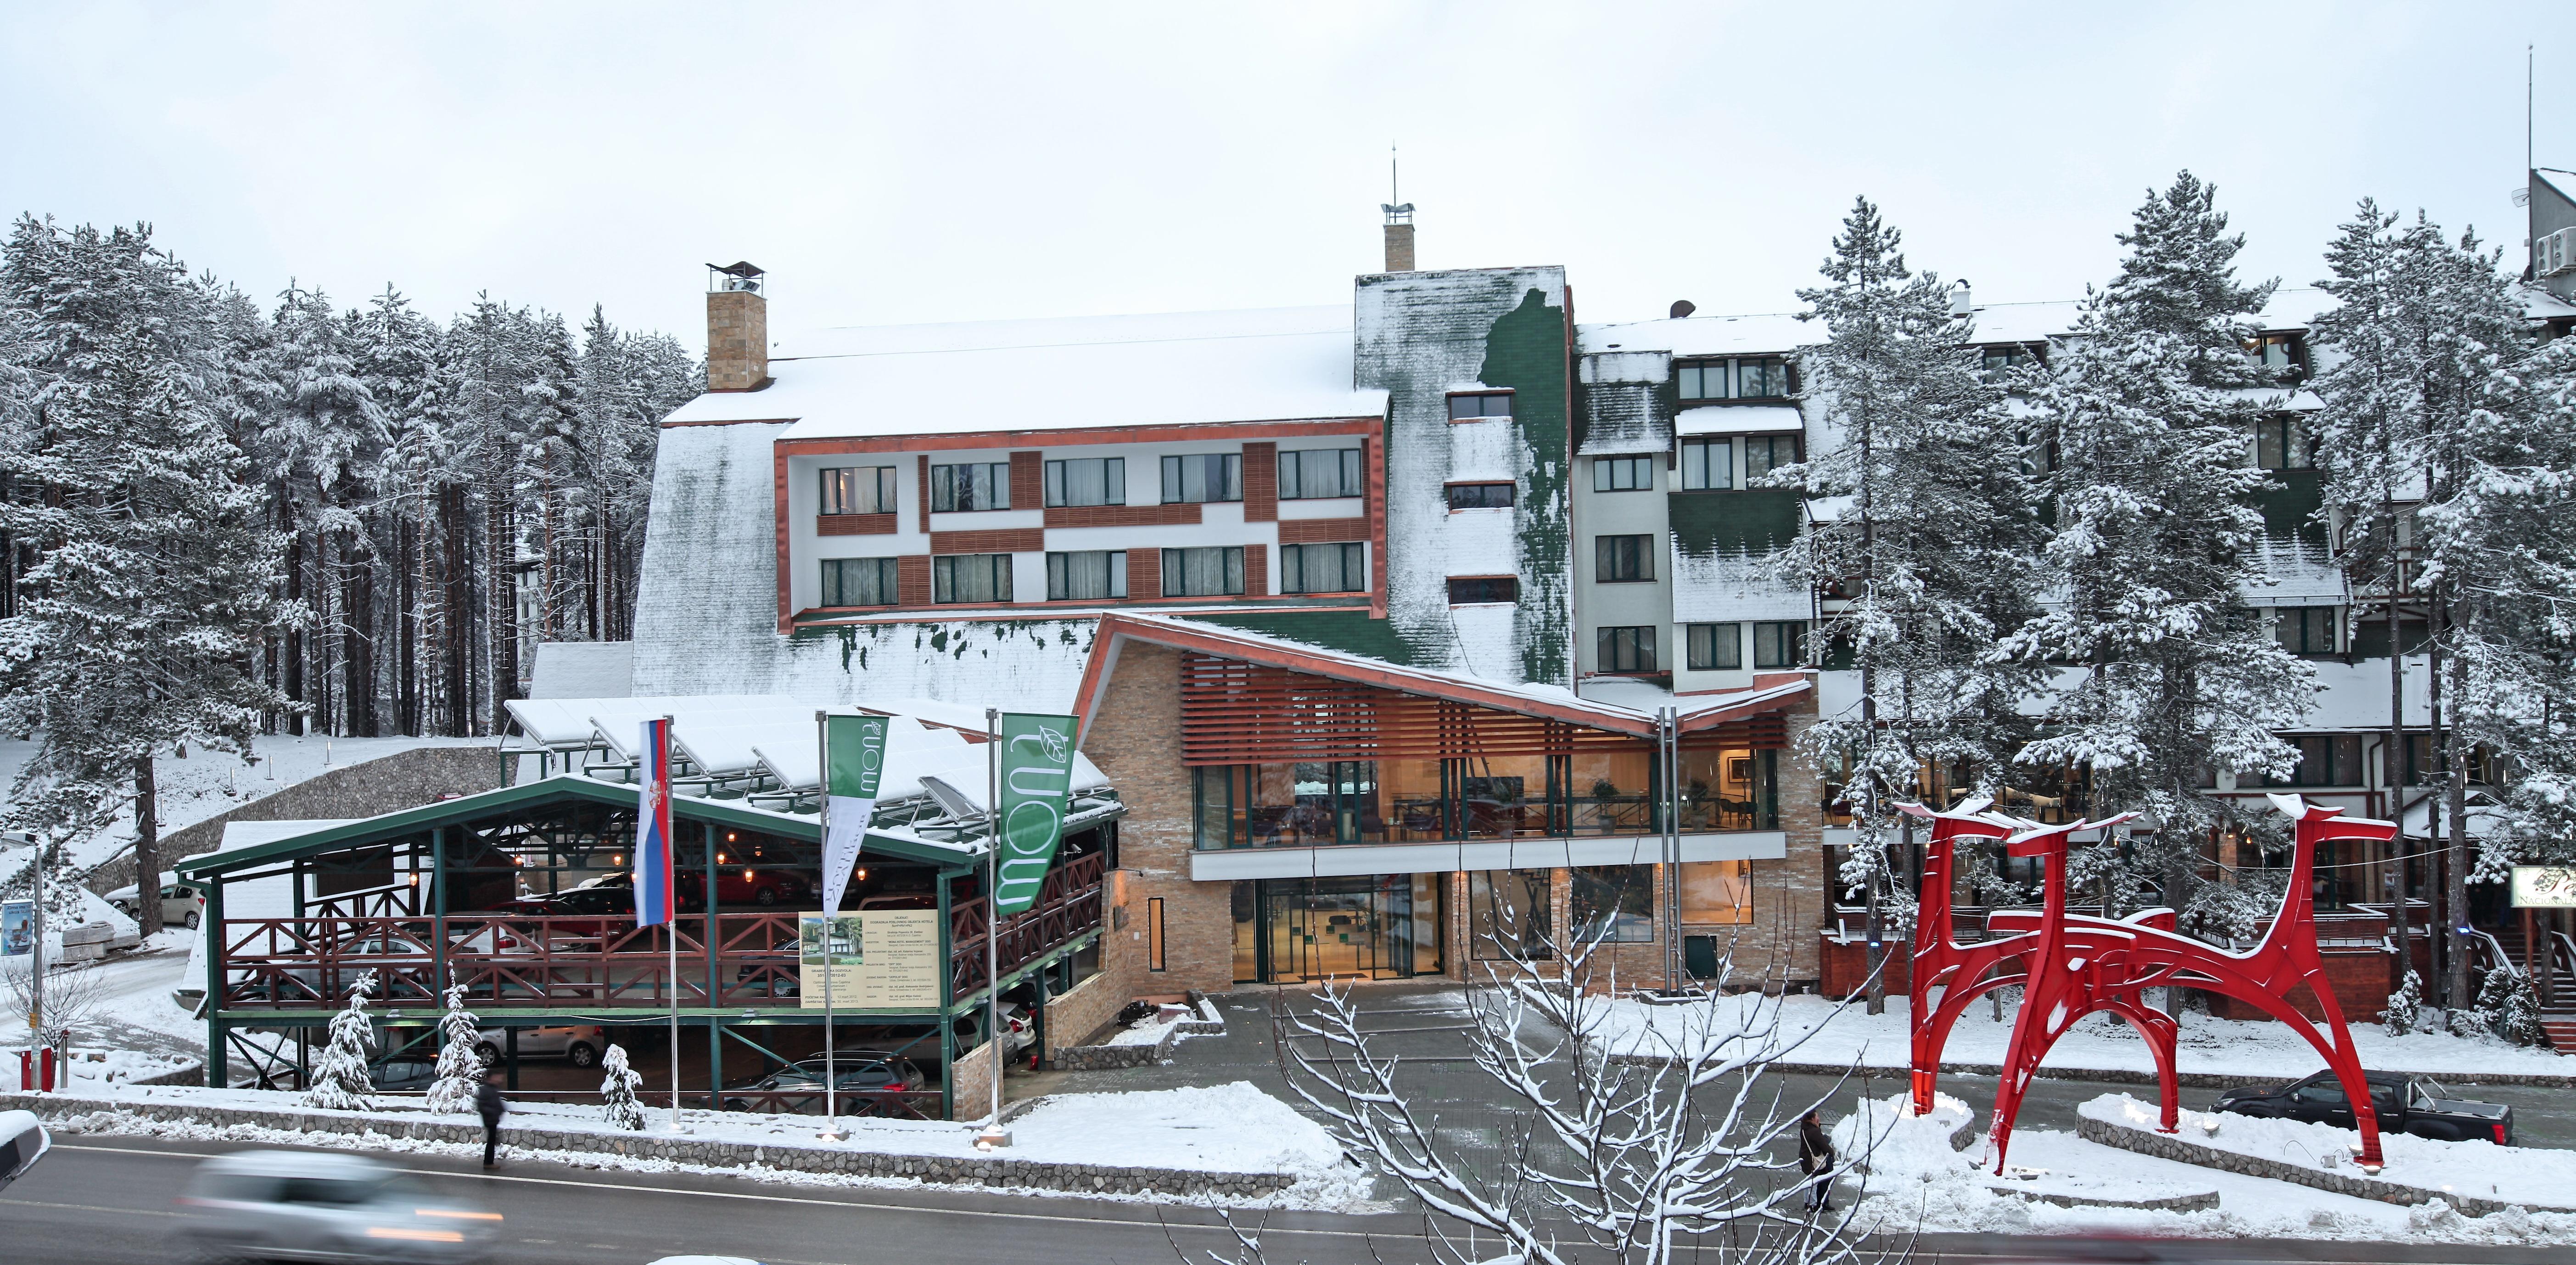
(1903, 801, 2183, 1139)
(1970, 794, 2399, 1173)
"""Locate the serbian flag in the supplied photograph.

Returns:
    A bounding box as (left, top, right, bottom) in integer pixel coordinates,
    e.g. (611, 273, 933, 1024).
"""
(635, 716, 676, 927)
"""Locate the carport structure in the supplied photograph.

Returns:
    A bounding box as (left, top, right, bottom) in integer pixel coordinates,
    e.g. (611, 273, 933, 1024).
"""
(179, 771, 1116, 1120)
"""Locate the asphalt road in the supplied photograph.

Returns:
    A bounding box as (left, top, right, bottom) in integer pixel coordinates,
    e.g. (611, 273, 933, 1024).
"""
(11, 1131, 2576, 1265)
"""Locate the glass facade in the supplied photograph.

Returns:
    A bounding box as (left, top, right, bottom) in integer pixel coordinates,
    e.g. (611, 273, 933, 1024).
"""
(1469, 870, 1553, 961)
(1195, 747, 1776, 849)
(1231, 875, 1445, 983)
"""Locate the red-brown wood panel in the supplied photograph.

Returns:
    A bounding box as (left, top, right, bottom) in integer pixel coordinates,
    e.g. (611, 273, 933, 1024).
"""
(1177, 653, 1782, 764)
(1244, 543, 1268, 597)
(1242, 442, 1277, 523)
(896, 555, 931, 606)
(1127, 547, 1162, 600)
(1010, 450, 1042, 510)
(932, 528, 1045, 556)
(915, 458, 932, 532)
(1276, 516, 1368, 544)
(817, 513, 898, 537)
(1042, 503, 1203, 528)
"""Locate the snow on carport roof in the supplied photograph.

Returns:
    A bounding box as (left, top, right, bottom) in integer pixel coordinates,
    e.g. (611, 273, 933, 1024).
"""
(659, 306, 1386, 439)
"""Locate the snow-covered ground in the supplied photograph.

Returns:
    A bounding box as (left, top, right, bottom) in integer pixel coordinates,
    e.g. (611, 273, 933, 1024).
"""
(32, 1079, 1367, 1209)
(0, 733, 488, 887)
(1589, 992, 2576, 1079)
(1837, 1091, 2576, 1245)
(2080, 1092, 2576, 1212)
(0, 930, 205, 1061)
(1104, 998, 1221, 1047)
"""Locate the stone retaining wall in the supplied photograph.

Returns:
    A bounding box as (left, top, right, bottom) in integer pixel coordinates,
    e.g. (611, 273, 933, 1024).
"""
(2075, 1109, 2567, 1218)
(0, 1090, 1293, 1200)
(1053, 992, 1224, 1072)
(1609, 1054, 2576, 1091)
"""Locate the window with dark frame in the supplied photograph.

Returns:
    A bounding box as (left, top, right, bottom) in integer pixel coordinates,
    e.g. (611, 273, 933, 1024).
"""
(1980, 345, 2036, 381)
(1044, 457, 1125, 508)
(1282, 542, 1365, 594)
(2277, 606, 2338, 655)
(1447, 391, 1514, 421)
(1595, 534, 1653, 583)
(819, 557, 897, 607)
(2255, 416, 2314, 470)
(1045, 550, 1127, 601)
(2266, 734, 2363, 788)
(1162, 545, 1245, 597)
(932, 553, 1014, 603)
(1679, 438, 1732, 490)
(820, 466, 898, 516)
(1743, 435, 1800, 481)
(1597, 625, 1656, 673)
(1161, 453, 1243, 503)
(1736, 357, 1789, 399)
(2247, 332, 2304, 377)
(1676, 359, 1727, 401)
(1752, 620, 1804, 669)
(1278, 448, 1364, 500)
(1447, 481, 1515, 510)
(930, 462, 1011, 512)
(1593, 455, 1653, 492)
(1447, 576, 1518, 604)
(1569, 865, 1654, 942)
(1686, 622, 1742, 670)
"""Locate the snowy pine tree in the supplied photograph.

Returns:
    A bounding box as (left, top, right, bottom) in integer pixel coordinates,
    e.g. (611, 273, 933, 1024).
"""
(598, 1043, 645, 1130)
(1773, 197, 2047, 1012)
(303, 971, 379, 1111)
(425, 984, 485, 1113)
(2380, 968, 2425, 1035)
(2005, 173, 2313, 941)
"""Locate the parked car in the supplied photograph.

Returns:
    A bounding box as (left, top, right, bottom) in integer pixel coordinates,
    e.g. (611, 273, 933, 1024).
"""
(2215, 1070, 2514, 1143)
(473, 1024, 605, 1068)
(682, 867, 811, 909)
(369, 1058, 439, 1093)
(489, 887, 633, 939)
(720, 1056, 924, 1115)
(854, 892, 937, 913)
(0, 1110, 49, 1192)
(106, 875, 207, 929)
(173, 1150, 500, 1263)
(952, 1001, 1035, 1054)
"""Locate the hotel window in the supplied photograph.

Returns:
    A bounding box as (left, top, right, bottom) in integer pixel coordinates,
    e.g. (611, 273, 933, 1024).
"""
(820, 466, 897, 516)
(1752, 620, 1805, 669)
(2247, 332, 2303, 376)
(1279, 448, 1364, 500)
(1676, 359, 1727, 401)
(2277, 606, 2338, 655)
(930, 461, 1010, 512)
(1162, 545, 1245, 597)
(1736, 356, 1789, 398)
(1045, 550, 1127, 601)
(1448, 391, 1513, 421)
(2266, 735, 2363, 788)
(1597, 625, 1656, 673)
(1679, 438, 1732, 490)
(1980, 345, 2035, 382)
(1161, 453, 1243, 504)
(1447, 576, 1518, 604)
(1743, 435, 1800, 481)
(1593, 455, 1653, 492)
(1282, 542, 1365, 594)
(932, 553, 1013, 603)
(1570, 865, 1654, 943)
(1469, 870, 1553, 961)
(819, 557, 897, 607)
(1686, 622, 1742, 670)
(1447, 481, 1515, 510)
(2255, 416, 2314, 470)
(1595, 534, 1653, 583)
(1044, 457, 1125, 508)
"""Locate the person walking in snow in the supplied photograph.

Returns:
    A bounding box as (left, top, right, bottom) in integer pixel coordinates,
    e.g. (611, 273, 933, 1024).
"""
(1797, 1108, 1835, 1214)
(476, 1073, 507, 1169)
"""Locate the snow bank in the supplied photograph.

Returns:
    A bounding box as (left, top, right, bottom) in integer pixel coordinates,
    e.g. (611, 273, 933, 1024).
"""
(1830, 1089, 1973, 1175)
(2079, 1093, 2576, 1213)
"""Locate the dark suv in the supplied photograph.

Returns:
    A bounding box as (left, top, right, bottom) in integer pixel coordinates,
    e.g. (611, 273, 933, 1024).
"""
(2215, 1070, 2513, 1144)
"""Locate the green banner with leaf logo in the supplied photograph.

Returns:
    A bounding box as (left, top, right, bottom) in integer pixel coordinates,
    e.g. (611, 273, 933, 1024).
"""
(992, 713, 1078, 916)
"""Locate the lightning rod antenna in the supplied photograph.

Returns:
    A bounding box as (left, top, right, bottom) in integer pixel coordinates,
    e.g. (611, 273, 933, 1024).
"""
(1391, 143, 1400, 208)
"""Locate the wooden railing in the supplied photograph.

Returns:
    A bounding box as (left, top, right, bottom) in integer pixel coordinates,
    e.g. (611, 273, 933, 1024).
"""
(948, 851, 1105, 1000)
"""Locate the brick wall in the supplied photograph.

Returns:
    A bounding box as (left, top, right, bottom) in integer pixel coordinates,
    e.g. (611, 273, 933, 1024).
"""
(2206, 948, 2398, 1023)
(915, 459, 932, 531)
(896, 555, 931, 606)
(931, 528, 1045, 555)
(1080, 641, 1237, 995)
(817, 513, 896, 537)
(1010, 450, 1042, 510)
(949, 1036, 1001, 1124)
(1041, 967, 1130, 1056)
(1242, 442, 1277, 523)
(705, 291, 767, 392)
(1278, 517, 1369, 544)
(1244, 544, 1268, 598)
(1128, 549, 1162, 602)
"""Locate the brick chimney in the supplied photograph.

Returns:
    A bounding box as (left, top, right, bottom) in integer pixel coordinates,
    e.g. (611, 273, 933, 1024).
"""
(1381, 202, 1415, 273)
(706, 261, 769, 392)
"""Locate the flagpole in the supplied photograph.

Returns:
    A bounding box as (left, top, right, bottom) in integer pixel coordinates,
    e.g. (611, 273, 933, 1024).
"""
(978, 706, 1007, 1145)
(818, 709, 843, 1141)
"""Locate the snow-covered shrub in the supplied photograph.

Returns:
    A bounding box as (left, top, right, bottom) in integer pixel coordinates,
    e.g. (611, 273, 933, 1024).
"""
(302, 971, 378, 1111)
(425, 985, 483, 1113)
(599, 1044, 645, 1130)
(2380, 968, 2424, 1035)
(2472, 967, 2547, 1047)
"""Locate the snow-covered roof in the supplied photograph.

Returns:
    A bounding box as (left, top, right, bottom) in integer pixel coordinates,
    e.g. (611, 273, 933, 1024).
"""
(527, 641, 634, 699)
(1675, 404, 1803, 436)
(661, 306, 1386, 440)
(1578, 311, 1815, 358)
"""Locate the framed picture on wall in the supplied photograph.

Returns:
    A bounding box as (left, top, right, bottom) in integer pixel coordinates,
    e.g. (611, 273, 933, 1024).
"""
(1727, 757, 1755, 783)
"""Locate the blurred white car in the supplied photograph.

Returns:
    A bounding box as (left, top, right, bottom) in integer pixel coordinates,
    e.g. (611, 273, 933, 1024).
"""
(173, 1150, 499, 1263)
(0, 1110, 49, 1192)
(473, 1024, 606, 1068)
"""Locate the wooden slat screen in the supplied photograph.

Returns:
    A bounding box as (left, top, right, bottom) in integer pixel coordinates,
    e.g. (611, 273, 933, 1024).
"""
(1178, 652, 1784, 765)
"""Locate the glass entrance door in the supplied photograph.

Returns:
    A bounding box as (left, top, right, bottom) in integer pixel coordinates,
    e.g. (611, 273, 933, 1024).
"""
(1255, 875, 1445, 983)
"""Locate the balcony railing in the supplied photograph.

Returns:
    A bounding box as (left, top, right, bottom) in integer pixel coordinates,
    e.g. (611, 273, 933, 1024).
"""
(948, 851, 1105, 1000)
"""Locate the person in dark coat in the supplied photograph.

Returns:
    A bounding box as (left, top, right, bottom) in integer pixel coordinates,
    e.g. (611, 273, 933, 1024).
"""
(476, 1074, 506, 1169)
(1796, 1108, 1835, 1214)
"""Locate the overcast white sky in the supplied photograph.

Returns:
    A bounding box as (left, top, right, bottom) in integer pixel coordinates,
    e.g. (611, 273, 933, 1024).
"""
(4, 3, 2565, 348)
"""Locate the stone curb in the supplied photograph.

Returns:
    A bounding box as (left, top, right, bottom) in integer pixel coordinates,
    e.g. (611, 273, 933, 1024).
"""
(1610, 1054, 2576, 1090)
(2075, 1110, 2570, 1218)
(0, 1090, 1294, 1200)
(1979, 1179, 2219, 1214)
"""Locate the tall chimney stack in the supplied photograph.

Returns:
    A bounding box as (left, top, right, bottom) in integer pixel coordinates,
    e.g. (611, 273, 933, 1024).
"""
(706, 261, 769, 392)
(1380, 202, 1416, 273)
